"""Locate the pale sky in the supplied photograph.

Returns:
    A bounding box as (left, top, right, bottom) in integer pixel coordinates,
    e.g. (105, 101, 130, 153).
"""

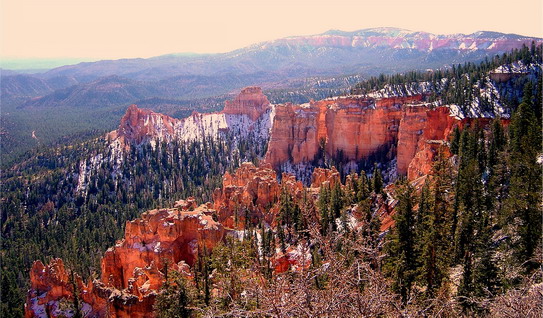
(1, 0, 542, 60)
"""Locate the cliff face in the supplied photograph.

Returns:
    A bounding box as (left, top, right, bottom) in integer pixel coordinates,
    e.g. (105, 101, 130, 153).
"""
(264, 96, 402, 169)
(264, 94, 456, 179)
(406, 107, 458, 179)
(115, 104, 178, 145)
(26, 204, 226, 318)
(111, 87, 273, 147)
(113, 90, 461, 182)
(222, 86, 271, 120)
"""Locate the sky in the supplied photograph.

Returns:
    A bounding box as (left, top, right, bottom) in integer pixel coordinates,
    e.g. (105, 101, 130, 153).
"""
(1, 0, 542, 64)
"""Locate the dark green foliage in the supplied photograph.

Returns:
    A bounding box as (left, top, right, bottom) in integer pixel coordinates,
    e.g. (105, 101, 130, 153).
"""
(450, 126, 461, 155)
(371, 164, 383, 194)
(330, 182, 344, 222)
(70, 270, 82, 318)
(1, 270, 24, 318)
(417, 149, 454, 297)
(155, 271, 193, 318)
(503, 83, 542, 270)
(351, 44, 543, 116)
(278, 187, 303, 234)
(383, 181, 417, 303)
(318, 185, 331, 235)
(356, 170, 370, 202)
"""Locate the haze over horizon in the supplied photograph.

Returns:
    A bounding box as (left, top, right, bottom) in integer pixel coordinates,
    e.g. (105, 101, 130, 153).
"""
(2, 0, 542, 68)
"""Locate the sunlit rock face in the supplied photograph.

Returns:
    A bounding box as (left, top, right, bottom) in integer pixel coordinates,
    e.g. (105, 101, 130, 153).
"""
(26, 204, 225, 318)
(110, 86, 274, 148)
(213, 162, 282, 228)
(222, 86, 271, 121)
(264, 94, 458, 179)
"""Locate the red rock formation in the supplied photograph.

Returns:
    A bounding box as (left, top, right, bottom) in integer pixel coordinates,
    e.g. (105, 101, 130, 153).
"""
(110, 86, 271, 147)
(222, 86, 271, 120)
(406, 107, 458, 179)
(322, 98, 402, 162)
(213, 162, 282, 228)
(101, 206, 225, 290)
(265, 96, 406, 169)
(116, 104, 178, 145)
(265, 95, 439, 175)
(311, 167, 341, 189)
(26, 259, 78, 318)
(264, 95, 468, 181)
(264, 102, 322, 168)
(375, 95, 423, 108)
(26, 204, 225, 318)
(396, 106, 429, 174)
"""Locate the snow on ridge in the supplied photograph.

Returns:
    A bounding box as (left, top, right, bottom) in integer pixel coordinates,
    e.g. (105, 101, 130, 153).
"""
(492, 61, 538, 74)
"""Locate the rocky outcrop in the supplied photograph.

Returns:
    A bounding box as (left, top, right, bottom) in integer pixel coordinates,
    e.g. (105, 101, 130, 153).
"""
(222, 86, 271, 120)
(213, 162, 282, 228)
(311, 167, 341, 189)
(110, 87, 274, 147)
(26, 258, 81, 318)
(406, 107, 459, 179)
(114, 104, 178, 145)
(26, 204, 225, 318)
(101, 205, 225, 291)
(264, 95, 457, 178)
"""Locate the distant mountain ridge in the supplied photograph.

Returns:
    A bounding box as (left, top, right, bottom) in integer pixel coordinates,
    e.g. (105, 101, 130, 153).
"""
(32, 28, 543, 83)
(4, 28, 540, 104)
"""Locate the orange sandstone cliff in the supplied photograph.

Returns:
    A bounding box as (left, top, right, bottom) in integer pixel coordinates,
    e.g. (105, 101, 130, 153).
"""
(110, 86, 272, 146)
(114, 104, 179, 145)
(222, 86, 271, 120)
(264, 95, 460, 179)
(26, 203, 226, 318)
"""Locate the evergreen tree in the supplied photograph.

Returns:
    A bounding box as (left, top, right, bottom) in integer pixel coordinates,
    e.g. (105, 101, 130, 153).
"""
(450, 126, 461, 155)
(472, 212, 500, 298)
(505, 83, 542, 269)
(372, 164, 383, 194)
(318, 185, 331, 235)
(418, 148, 454, 297)
(70, 270, 82, 318)
(330, 182, 344, 224)
(356, 170, 370, 202)
(155, 271, 192, 318)
(0, 270, 24, 318)
(383, 181, 417, 304)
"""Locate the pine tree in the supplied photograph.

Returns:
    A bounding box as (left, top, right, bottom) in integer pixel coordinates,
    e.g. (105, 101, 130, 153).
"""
(383, 181, 417, 304)
(70, 270, 82, 318)
(418, 148, 454, 297)
(372, 164, 383, 194)
(455, 160, 484, 263)
(505, 83, 542, 270)
(472, 212, 499, 298)
(356, 170, 370, 202)
(0, 270, 24, 318)
(450, 126, 461, 155)
(155, 271, 192, 318)
(318, 185, 331, 235)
